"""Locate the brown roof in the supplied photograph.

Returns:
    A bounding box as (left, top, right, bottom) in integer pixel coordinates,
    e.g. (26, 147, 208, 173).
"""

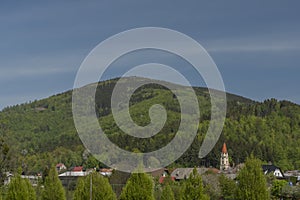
(100, 168, 113, 172)
(145, 168, 168, 177)
(207, 168, 220, 174)
(171, 168, 208, 180)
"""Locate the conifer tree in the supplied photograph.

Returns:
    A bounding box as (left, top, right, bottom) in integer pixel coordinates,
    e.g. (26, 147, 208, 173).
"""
(180, 168, 209, 200)
(6, 174, 36, 200)
(161, 183, 175, 200)
(73, 171, 116, 200)
(41, 165, 66, 200)
(119, 172, 155, 200)
(73, 178, 87, 200)
(236, 155, 269, 200)
(219, 174, 236, 200)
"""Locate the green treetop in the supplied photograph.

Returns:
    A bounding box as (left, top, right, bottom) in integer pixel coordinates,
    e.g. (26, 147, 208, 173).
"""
(41, 165, 66, 200)
(180, 168, 209, 200)
(119, 172, 155, 200)
(161, 183, 175, 200)
(73, 171, 116, 200)
(236, 155, 269, 200)
(6, 174, 36, 200)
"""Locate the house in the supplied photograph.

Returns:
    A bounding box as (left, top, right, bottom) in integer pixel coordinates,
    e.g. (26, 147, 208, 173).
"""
(159, 176, 175, 184)
(148, 168, 172, 184)
(284, 170, 300, 177)
(21, 175, 40, 186)
(145, 168, 169, 178)
(56, 163, 67, 172)
(72, 166, 83, 172)
(58, 166, 90, 186)
(99, 168, 113, 177)
(284, 170, 300, 184)
(58, 170, 90, 187)
(4, 172, 13, 185)
(4, 173, 41, 186)
(262, 164, 284, 178)
(171, 167, 218, 181)
(171, 168, 194, 180)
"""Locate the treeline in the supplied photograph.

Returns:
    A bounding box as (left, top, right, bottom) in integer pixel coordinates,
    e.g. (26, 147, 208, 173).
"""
(1, 156, 299, 200)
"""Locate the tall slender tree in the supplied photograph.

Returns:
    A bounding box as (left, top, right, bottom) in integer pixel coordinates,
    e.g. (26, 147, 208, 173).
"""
(73, 178, 87, 200)
(119, 172, 155, 200)
(73, 171, 116, 200)
(6, 174, 36, 200)
(41, 165, 66, 200)
(219, 174, 236, 200)
(236, 155, 269, 200)
(161, 183, 175, 200)
(180, 168, 209, 200)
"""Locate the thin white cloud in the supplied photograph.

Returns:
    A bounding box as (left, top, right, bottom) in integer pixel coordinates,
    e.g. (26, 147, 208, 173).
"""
(0, 53, 80, 81)
(203, 35, 300, 53)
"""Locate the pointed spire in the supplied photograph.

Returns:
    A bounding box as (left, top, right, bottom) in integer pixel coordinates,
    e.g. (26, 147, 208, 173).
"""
(222, 143, 227, 154)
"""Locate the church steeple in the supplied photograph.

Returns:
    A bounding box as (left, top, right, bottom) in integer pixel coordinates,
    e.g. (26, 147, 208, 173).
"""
(220, 143, 230, 171)
(222, 142, 227, 154)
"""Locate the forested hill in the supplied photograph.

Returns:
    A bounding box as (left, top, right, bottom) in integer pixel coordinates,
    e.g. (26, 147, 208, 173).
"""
(0, 77, 300, 174)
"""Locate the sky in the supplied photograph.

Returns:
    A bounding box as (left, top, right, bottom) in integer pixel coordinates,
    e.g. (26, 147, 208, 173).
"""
(0, 1, 300, 110)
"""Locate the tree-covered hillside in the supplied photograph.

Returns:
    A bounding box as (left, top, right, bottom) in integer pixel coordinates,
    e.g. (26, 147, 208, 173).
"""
(0, 77, 299, 174)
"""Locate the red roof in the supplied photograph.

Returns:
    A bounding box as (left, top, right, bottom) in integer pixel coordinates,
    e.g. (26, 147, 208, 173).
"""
(159, 176, 175, 184)
(73, 166, 83, 172)
(56, 163, 65, 167)
(222, 143, 227, 153)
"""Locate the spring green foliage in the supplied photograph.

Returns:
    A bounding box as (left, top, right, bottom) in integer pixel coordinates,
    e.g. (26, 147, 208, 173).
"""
(73, 178, 86, 199)
(236, 156, 269, 200)
(119, 172, 155, 200)
(6, 174, 36, 200)
(161, 183, 175, 200)
(0, 78, 300, 174)
(219, 174, 236, 200)
(73, 171, 116, 200)
(271, 179, 287, 198)
(41, 165, 66, 200)
(180, 168, 209, 200)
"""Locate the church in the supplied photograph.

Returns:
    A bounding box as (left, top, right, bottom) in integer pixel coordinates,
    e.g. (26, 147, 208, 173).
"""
(220, 143, 230, 171)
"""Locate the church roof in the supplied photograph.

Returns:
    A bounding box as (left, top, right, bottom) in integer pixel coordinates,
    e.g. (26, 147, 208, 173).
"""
(222, 143, 227, 153)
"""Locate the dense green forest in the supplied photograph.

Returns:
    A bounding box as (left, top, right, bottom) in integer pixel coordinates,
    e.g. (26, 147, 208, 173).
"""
(0, 77, 300, 174)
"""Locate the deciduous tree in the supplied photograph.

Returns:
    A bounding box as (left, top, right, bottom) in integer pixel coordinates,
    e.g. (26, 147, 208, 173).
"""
(236, 156, 269, 200)
(271, 179, 287, 198)
(180, 168, 209, 200)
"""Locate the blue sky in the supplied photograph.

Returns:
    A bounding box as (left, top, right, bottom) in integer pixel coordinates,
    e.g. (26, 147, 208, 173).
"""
(0, 1, 300, 109)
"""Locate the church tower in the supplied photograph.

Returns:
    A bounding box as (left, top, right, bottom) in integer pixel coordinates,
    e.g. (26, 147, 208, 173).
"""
(220, 143, 230, 170)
